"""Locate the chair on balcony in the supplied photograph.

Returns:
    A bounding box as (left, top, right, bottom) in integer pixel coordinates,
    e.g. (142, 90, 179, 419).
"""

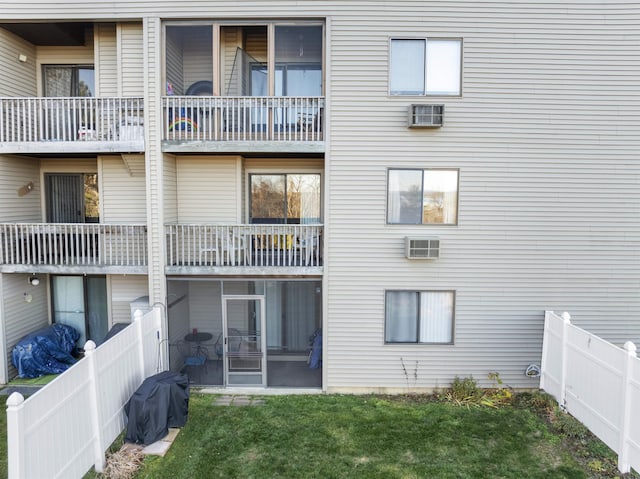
(199, 241, 220, 265)
(299, 233, 320, 266)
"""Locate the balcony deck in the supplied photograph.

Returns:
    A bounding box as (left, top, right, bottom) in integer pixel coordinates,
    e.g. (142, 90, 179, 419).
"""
(0, 223, 148, 274)
(0, 223, 323, 276)
(0, 97, 144, 154)
(0, 96, 324, 154)
(161, 96, 325, 154)
(165, 224, 323, 276)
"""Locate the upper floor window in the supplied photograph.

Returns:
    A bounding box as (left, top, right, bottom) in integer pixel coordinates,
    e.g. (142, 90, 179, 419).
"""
(385, 290, 455, 344)
(389, 38, 461, 96)
(250, 173, 321, 224)
(387, 169, 459, 225)
(43, 65, 94, 97)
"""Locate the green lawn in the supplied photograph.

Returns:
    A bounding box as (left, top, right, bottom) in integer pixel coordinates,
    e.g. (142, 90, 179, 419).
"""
(1, 392, 635, 479)
(134, 394, 596, 479)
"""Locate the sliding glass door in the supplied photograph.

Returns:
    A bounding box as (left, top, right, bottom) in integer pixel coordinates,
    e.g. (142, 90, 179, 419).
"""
(52, 275, 108, 347)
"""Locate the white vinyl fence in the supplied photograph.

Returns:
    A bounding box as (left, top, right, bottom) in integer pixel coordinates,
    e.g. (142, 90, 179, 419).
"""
(541, 310, 640, 474)
(6, 308, 163, 479)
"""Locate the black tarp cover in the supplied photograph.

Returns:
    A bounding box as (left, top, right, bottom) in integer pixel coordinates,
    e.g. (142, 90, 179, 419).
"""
(124, 371, 190, 445)
(11, 324, 80, 378)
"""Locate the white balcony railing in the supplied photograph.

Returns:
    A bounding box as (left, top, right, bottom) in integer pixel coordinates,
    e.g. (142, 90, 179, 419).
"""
(166, 224, 323, 268)
(0, 223, 148, 267)
(0, 97, 144, 143)
(162, 96, 324, 142)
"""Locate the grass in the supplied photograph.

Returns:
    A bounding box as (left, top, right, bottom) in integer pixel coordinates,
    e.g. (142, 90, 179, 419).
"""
(132, 393, 594, 479)
(1, 389, 637, 479)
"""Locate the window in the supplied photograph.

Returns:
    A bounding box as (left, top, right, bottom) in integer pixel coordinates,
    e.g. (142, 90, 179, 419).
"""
(387, 169, 458, 225)
(46, 173, 99, 223)
(389, 38, 461, 96)
(43, 65, 94, 97)
(385, 291, 454, 344)
(250, 173, 321, 224)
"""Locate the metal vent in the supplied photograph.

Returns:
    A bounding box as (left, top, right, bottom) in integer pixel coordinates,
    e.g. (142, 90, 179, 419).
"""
(405, 236, 440, 259)
(408, 104, 444, 128)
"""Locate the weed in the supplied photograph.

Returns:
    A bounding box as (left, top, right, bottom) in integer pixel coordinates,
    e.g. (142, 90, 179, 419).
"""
(399, 357, 418, 387)
(444, 373, 513, 408)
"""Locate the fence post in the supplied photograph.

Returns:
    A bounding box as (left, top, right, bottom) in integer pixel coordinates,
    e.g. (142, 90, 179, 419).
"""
(617, 341, 637, 474)
(134, 309, 146, 378)
(84, 340, 106, 473)
(559, 312, 571, 411)
(6, 392, 25, 479)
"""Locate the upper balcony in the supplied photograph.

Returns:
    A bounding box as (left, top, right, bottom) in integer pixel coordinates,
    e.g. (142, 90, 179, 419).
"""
(163, 22, 325, 154)
(165, 223, 323, 276)
(0, 97, 144, 155)
(161, 95, 324, 153)
(0, 223, 148, 274)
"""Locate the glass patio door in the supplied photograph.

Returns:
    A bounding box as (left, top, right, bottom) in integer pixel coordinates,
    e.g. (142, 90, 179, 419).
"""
(222, 295, 266, 386)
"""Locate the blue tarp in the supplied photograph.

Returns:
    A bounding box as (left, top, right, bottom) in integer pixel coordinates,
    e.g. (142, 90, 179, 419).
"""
(309, 329, 322, 369)
(12, 324, 80, 378)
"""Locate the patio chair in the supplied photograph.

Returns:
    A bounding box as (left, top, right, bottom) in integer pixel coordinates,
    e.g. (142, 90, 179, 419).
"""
(176, 339, 208, 381)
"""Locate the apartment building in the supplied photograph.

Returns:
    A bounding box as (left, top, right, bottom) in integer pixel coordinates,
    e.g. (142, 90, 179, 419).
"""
(0, 1, 638, 392)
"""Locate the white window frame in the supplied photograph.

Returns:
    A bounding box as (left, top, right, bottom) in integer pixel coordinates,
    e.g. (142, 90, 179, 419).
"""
(385, 290, 455, 345)
(389, 37, 462, 96)
(387, 168, 459, 225)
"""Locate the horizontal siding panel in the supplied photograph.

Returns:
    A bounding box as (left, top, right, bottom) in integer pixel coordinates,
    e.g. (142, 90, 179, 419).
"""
(0, 156, 41, 222)
(324, 3, 640, 390)
(109, 274, 149, 324)
(96, 24, 118, 97)
(0, 28, 37, 96)
(176, 155, 240, 223)
(100, 155, 147, 223)
(119, 22, 144, 96)
(2, 273, 50, 381)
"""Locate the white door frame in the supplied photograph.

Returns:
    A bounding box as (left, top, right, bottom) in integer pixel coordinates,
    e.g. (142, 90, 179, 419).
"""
(222, 294, 267, 387)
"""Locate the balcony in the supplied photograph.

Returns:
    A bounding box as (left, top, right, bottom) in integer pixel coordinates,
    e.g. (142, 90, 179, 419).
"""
(0, 97, 144, 154)
(161, 96, 324, 153)
(0, 223, 148, 274)
(165, 224, 323, 275)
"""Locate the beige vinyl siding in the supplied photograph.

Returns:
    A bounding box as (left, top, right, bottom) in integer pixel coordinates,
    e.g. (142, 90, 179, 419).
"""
(0, 28, 37, 96)
(163, 153, 178, 223)
(1, 273, 50, 381)
(118, 22, 144, 96)
(109, 275, 149, 324)
(176, 155, 240, 223)
(99, 155, 146, 223)
(324, 3, 640, 391)
(40, 159, 97, 175)
(0, 156, 41, 222)
(95, 24, 117, 97)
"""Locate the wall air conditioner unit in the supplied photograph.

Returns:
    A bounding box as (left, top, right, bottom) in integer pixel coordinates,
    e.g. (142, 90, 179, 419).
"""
(405, 236, 440, 259)
(408, 104, 444, 128)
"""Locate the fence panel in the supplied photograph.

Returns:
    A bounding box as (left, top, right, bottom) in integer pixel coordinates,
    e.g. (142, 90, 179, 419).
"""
(541, 311, 640, 474)
(7, 308, 162, 479)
